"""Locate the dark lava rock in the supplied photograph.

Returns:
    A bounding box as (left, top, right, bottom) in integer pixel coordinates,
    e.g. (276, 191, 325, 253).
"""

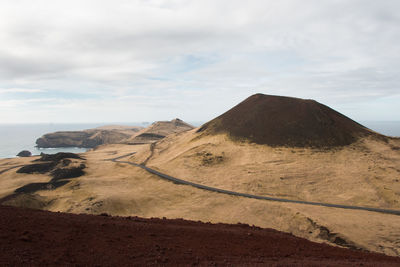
(16, 153, 84, 175)
(36, 152, 83, 162)
(16, 150, 31, 157)
(16, 162, 56, 174)
(9, 153, 86, 198)
(51, 164, 86, 181)
(136, 133, 165, 139)
(14, 181, 70, 194)
(61, 159, 72, 166)
(198, 93, 381, 148)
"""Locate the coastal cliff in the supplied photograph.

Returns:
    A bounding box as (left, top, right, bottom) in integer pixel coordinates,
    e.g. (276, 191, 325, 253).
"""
(36, 126, 142, 148)
(36, 119, 194, 148)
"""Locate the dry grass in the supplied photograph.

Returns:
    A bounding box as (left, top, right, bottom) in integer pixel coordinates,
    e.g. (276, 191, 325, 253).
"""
(1, 133, 400, 256)
(144, 130, 400, 209)
(0, 156, 48, 198)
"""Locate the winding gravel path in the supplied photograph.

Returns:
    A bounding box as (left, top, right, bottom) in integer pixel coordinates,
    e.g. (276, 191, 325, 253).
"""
(112, 153, 400, 216)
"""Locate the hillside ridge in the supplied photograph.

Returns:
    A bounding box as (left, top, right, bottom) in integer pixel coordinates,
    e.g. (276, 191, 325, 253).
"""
(198, 93, 378, 147)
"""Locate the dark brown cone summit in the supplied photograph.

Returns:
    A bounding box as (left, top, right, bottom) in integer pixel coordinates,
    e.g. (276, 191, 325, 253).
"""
(198, 93, 376, 147)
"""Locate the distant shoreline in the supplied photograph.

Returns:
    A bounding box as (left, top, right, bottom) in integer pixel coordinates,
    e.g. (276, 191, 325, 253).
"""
(0, 121, 399, 158)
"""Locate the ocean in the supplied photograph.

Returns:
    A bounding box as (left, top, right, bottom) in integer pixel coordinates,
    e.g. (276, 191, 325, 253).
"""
(0, 121, 399, 159)
(362, 121, 400, 137)
(0, 123, 143, 158)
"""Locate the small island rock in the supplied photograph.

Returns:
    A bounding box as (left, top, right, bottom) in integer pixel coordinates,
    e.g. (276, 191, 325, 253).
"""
(17, 150, 32, 157)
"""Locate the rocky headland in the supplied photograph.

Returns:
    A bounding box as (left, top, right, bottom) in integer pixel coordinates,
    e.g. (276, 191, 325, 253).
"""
(36, 125, 143, 148)
(126, 118, 194, 144)
(36, 119, 194, 148)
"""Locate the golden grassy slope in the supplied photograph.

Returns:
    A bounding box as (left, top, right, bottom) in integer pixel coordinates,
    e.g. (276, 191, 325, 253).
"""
(142, 129, 400, 209)
(1, 134, 400, 256)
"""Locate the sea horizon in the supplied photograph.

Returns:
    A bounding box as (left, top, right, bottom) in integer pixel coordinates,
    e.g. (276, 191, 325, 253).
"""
(0, 120, 399, 159)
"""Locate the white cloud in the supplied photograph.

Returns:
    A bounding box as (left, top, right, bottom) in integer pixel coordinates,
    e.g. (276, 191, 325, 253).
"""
(0, 0, 399, 122)
(0, 88, 45, 93)
(0, 98, 56, 108)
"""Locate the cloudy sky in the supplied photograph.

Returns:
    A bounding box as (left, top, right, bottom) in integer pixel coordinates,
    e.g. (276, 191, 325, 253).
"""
(0, 0, 399, 123)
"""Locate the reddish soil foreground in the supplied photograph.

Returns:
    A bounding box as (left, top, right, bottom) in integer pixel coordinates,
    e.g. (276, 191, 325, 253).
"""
(0, 206, 399, 266)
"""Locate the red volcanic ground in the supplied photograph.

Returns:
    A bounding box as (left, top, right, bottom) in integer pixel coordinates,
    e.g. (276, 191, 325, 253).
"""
(0, 205, 399, 266)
